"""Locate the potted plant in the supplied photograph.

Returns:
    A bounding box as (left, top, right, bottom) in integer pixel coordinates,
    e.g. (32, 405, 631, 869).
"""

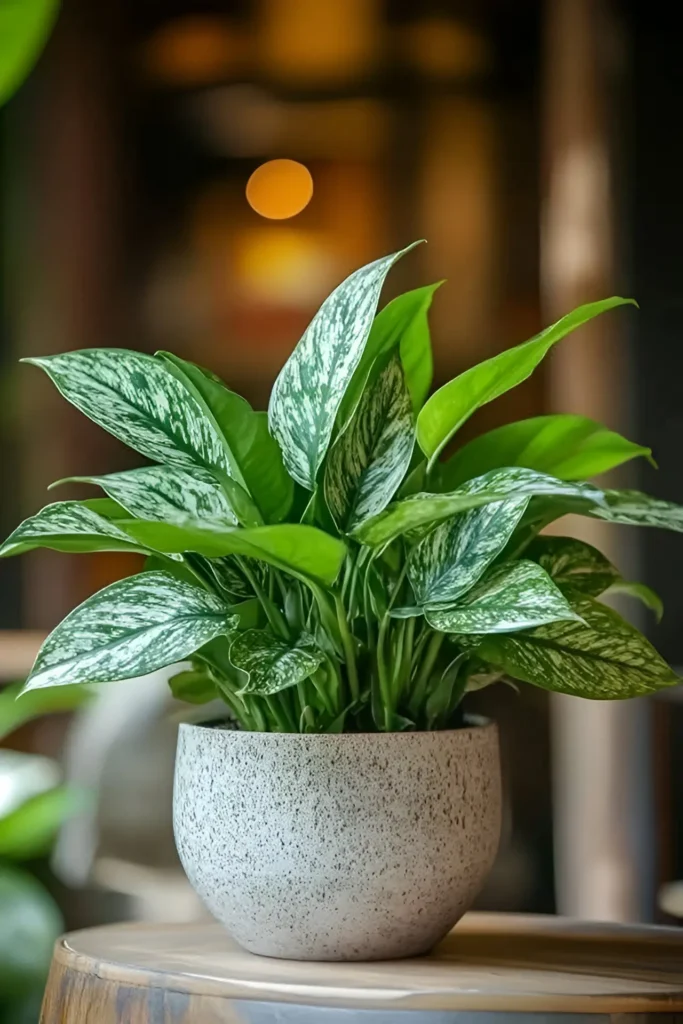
(1, 243, 680, 961)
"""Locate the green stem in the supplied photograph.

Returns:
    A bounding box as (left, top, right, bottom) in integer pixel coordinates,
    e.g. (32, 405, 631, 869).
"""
(238, 558, 289, 640)
(334, 593, 359, 702)
(409, 631, 445, 720)
(266, 695, 294, 732)
(376, 560, 410, 729)
(376, 613, 392, 727)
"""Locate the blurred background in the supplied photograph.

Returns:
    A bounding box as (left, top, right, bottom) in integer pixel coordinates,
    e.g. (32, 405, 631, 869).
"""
(1, 0, 682, 1017)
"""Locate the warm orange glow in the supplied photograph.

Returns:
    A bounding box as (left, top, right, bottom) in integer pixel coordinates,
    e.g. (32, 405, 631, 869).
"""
(257, 0, 381, 85)
(141, 17, 245, 86)
(246, 159, 314, 220)
(399, 19, 491, 81)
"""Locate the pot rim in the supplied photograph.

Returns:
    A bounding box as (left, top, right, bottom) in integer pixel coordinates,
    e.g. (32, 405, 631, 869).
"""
(178, 713, 496, 741)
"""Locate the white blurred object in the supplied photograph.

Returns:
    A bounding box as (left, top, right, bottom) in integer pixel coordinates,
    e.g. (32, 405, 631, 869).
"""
(52, 668, 177, 888)
(0, 749, 61, 818)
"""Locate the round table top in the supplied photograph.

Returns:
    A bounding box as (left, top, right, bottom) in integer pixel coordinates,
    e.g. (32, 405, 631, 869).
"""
(54, 912, 683, 1014)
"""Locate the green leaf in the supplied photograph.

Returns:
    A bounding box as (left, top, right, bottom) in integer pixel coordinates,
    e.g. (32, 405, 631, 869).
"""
(441, 414, 653, 490)
(122, 520, 346, 587)
(157, 353, 293, 523)
(341, 282, 442, 424)
(473, 594, 679, 698)
(0, 501, 149, 557)
(353, 468, 605, 547)
(23, 571, 237, 691)
(79, 496, 129, 519)
(23, 349, 235, 476)
(268, 243, 420, 491)
(0, 683, 91, 743)
(0, 0, 58, 107)
(593, 490, 683, 531)
(425, 560, 579, 634)
(417, 298, 636, 467)
(0, 786, 88, 859)
(53, 465, 238, 526)
(0, 865, 62, 998)
(167, 668, 218, 705)
(230, 630, 325, 696)
(324, 354, 415, 532)
(409, 494, 530, 605)
(525, 535, 620, 597)
(606, 580, 664, 622)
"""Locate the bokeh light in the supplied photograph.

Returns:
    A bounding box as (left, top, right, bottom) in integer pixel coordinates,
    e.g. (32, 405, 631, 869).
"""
(246, 159, 314, 220)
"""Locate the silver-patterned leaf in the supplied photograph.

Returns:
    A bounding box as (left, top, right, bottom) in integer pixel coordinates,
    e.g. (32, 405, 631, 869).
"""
(24, 571, 237, 691)
(158, 353, 293, 523)
(338, 281, 442, 428)
(473, 594, 679, 699)
(0, 501, 147, 557)
(268, 244, 419, 490)
(593, 490, 683, 531)
(24, 350, 233, 474)
(324, 354, 414, 532)
(355, 467, 605, 547)
(230, 630, 324, 696)
(122, 519, 346, 586)
(525, 535, 620, 597)
(54, 466, 237, 525)
(409, 492, 530, 605)
(425, 561, 579, 634)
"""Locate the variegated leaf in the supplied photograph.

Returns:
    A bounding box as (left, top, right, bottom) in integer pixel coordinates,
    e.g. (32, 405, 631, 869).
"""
(339, 281, 442, 427)
(354, 467, 605, 547)
(24, 571, 237, 691)
(593, 490, 683, 531)
(526, 535, 620, 597)
(324, 354, 414, 532)
(158, 353, 293, 522)
(24, 350, 233, 474)
(54, 466, 238, 525)
(268, 243, 419, 490)
(203, 557, 251, 599)
(409, 494, 530, 605)
(230, 630, 324, 696)
(425, 561, 579, 634)
(122, 519, 346, 586)
(473, 594, 679, 698)
(0, 501, 147, 557)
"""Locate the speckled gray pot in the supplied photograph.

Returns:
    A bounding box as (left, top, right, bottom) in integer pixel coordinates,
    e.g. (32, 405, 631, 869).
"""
(173, 720, 501, 962)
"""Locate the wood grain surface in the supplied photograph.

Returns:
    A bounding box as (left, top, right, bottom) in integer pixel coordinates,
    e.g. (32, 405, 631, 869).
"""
(39, 912, 683, 1022)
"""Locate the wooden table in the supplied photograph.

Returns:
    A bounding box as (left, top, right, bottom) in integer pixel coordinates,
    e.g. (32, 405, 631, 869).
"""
(40, 912, 683, 1023)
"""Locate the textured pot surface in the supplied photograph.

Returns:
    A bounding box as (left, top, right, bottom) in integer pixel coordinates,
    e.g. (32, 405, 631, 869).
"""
(173, 721, 501, 961)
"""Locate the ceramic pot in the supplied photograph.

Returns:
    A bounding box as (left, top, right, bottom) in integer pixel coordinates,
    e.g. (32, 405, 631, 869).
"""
(173, 719, 501, 962)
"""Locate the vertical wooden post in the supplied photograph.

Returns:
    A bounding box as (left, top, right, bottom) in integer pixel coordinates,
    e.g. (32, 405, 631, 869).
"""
(542, 0, 654, 920)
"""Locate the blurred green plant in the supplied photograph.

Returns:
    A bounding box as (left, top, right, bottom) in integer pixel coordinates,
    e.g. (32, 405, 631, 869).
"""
(0, 683, 89, 1023)
(0, 0, 59, 107)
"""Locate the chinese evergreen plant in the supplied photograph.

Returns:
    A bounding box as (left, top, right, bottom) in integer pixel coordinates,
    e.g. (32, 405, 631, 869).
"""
(2, 243, 681, 731)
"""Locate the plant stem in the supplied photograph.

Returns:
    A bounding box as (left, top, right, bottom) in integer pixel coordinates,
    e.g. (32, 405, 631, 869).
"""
(334, 593, 359, 703)
(238, 558, 289, 640)
(409, 631, 445, 720)
(266, 695, 294, 732)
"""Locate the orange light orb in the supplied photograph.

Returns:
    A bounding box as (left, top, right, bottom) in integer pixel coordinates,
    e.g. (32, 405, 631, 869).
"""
(246, 159, 314, 220)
